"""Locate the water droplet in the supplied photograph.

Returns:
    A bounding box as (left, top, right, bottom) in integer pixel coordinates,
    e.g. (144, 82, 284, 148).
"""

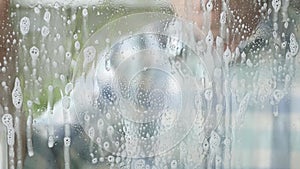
(20, 17, 30, 35)
(115, 156, 121, 164)
(103, 141, 110, 150)
(134, 159, 145, 168)
(273, 89, 284, 103)
(97, 118, 104, 128)
(1, 67, 6, 73)
(241, 52, 246, 63)
(62, 96, 71, 109)
(48, 135, 55, 148)
(82, 8, 88, 17)
(106, 113, 111, 119)
(206, 30, 214, 47)
(170, 160, 178, 168)
(216, 155, 222, 165)
(284, 22, 289, 29)
(92, 158, 98, 164)
(65, 52, 72, 60)
(223, 47, 232, 64)
(43, 11, 51, 23)
(64, 137, 71, 147)
(216, 104, 223, 114)
(205, 89, 213, 101)
(107, 155, 115, 163)
(202, 138, 210, 152)
(75, 41, 81, 50)
(83, 46, 96, 65)
(34, 7, 40, 14)
(99, 157, 105, 162)
(96, 137, 101, 144)
(84, 113, 90, 122)
(206, 0, 213, 11)
(64, 83, 73, 95)
(107, 126, 114, 135)
(246, 59, 253, 67)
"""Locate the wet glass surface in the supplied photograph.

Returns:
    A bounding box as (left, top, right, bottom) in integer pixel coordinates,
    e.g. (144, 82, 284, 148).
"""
(0, 0, 300, 169)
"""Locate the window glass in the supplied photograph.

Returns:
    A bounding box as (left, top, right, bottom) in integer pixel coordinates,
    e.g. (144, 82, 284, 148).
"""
(0, 0, 300, 169)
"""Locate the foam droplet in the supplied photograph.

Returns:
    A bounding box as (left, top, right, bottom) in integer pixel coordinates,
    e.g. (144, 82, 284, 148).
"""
(62, 96, 71, 109)
(273, 89, 284, 103)
(290, 33, 299, 56)
(241, 52, 246, 63)
(64, 83, 73, 95)
(223, 47, 232, 64)
(43, 11, 51, 23)
(7, 128, 15, 146)
(64, 137, 71, 147)
(206, 30, 214, 47)
(29, 46, 40, 67)
(272, 0, 281, 12)
(220, 11, 226, 24)
(236, 93, 251, 126)
(75, 41, 81, 51)
(88, 127, 95, 139)
(82, 8, 88, 17)
(103, 141, 110, 150)
(2, 113, 13, 128)
(170, 160, 178, 169)
(205, 89, 213, 101)
(34, 7, 40, 14)
(206, 0, 213, 11)
(48, 135, 55, 148)
(12, 77, 23, 109)
(20, 17, 30, 35)
(210, 131, 221, 151)
(41, 26, 49, 37)
(83, 46, 96, 65)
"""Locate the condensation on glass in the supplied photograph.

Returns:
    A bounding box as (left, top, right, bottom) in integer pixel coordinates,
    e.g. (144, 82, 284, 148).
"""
(0, 0, 300, 169)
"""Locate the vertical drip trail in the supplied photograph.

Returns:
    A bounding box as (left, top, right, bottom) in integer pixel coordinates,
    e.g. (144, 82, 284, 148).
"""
(2, 112, 14, 169)
(47, 85, 55, 148)
(204, 0, 213, 33)
(62, 90, 71, 169)
(223, 47, 232, 169)
(11, 77, 23, 169)
(271, 0, 282, 116)
(26, 101, 34, 157)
